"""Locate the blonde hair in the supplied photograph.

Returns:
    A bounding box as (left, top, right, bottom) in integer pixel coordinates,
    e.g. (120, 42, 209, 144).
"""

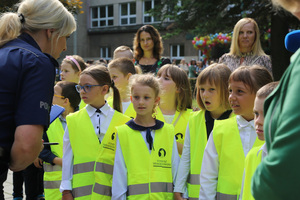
(62, 55, 87, 73)
(113, 46, 134, 60)
(256, 81, 279, 99)
(196, 63, 232, 111)
(129, 74, 161, 115)
(0, 0, 76, 47)
(157, 64, 192, 111)
(229, 65, 273, 94)
(229, 18, 266, 57)
(272, 0, 300, 13)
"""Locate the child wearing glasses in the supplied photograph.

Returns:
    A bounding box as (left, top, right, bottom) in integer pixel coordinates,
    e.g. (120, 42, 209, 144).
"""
(60, 65, 130, 200)
(39, 81, 80, 200)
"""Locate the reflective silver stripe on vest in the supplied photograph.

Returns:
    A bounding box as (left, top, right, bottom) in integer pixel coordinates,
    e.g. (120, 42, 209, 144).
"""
(150, 182, 173, 193)
(72, 185, 93, 198)
(44, 180, 61, 189)
(95, 162, 113, 175)
(127, 183, 149, 196)
(93, 183, 112, 196)
(216, 192, 238, 200)
(43, 163, 62, 172)
(73, 162, 95, 174)
(127, 182, 172, 196)
(189, 198, 198, 200)
(187, 174, 200, 185)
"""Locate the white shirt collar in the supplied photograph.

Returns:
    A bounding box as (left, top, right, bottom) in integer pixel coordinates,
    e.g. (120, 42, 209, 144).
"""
(257, 143, 267, 156)
(85, 102, 110, 117)
(236, 115, 255, 129)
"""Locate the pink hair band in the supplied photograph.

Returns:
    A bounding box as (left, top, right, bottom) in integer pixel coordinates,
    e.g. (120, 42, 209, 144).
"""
(66, 56, 81, 72)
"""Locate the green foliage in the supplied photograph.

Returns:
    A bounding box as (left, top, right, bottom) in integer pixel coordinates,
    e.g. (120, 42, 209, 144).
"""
(147, 0, 292, 38)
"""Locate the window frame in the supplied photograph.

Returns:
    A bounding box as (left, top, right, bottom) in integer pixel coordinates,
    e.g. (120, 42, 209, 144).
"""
(120, 2, 137, 26)
(90, 5, 114, 28)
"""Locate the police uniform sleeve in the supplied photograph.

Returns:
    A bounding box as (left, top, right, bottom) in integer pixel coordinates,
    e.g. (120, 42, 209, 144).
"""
(15, 55, 55, 130)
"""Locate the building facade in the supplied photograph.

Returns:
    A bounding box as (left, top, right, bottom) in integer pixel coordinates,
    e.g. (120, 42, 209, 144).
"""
(63, 0, 200, 64)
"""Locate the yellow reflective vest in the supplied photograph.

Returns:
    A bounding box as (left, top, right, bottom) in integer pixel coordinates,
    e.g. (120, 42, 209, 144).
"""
(241, 144, 264, 200)
(213, 116, 264, 200)
(118, 123, 175, 200)
(187, 110, 207, 199)
(68, 108, 130, 200)
(156, 107, 192, 148)
(43, 117, 64, 200)
(79, 99, 86, 110)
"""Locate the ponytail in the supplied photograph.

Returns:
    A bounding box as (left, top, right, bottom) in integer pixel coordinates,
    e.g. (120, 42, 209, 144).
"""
(0, 13, 22, 47)
(111, 80, 122, 113)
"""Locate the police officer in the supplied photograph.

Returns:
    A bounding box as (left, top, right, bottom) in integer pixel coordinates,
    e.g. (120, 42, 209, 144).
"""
(0, 0, 76, 198)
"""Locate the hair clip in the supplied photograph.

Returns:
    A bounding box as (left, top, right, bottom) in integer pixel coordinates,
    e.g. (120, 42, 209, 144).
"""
(18, 13, 25, 23)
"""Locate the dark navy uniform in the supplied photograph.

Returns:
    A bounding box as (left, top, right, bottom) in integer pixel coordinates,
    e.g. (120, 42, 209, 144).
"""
(0, 33, 57, 197)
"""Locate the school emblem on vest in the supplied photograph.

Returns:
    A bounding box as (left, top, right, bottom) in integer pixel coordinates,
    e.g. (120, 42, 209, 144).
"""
(175, 133, 183, 140)
(111, 132, 115, 140)
(158, 148, 166, 158)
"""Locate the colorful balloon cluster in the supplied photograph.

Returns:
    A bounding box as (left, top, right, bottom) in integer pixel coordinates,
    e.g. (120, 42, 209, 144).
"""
(192, 33, 232, 62)
(264, 28, 271, 42)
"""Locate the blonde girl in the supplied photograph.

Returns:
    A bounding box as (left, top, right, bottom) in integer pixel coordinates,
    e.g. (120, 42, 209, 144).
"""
(174, 63, 232, 200)
(199, 65, 273, 200)
(60, 65, 130, 200)
(60, 55, 88, 110)
(156, 64, 192, 155)
(107, 57, 137, 118)
(111, 74, 180, 199)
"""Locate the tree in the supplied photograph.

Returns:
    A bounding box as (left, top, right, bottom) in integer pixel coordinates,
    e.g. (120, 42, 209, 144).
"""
(0, 0, 84, 14)
(149, 0, 300, 79)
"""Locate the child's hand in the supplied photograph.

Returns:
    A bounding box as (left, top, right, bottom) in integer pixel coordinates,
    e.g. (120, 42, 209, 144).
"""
(62, 190, 73, 200)
(174, 192, 184, 200)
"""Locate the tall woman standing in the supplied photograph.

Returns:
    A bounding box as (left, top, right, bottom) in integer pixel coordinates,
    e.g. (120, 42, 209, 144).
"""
(219, 18, 272, 73)
(133, 25, 171, 74)
(0, 0, 76, 198)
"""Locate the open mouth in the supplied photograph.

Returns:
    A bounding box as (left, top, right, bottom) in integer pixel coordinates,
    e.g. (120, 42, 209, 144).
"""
(205, 101, 211, 106)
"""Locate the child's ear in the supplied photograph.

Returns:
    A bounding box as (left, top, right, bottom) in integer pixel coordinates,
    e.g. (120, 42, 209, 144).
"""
(176, 87, 181, 93)
(101, 85, 109, 95)
(126, 73, 132, 81)
(155, 96, 160, 105)
(63, 97, 70, 106)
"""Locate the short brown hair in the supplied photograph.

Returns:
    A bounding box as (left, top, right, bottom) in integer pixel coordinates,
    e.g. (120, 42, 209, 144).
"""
(196, 63, 232, 110)
(229, 65, 273, 94)
(108, 57, 136, 76)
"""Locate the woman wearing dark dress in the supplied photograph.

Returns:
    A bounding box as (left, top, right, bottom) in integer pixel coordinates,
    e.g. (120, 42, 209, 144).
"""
(133, 25, 170, 74)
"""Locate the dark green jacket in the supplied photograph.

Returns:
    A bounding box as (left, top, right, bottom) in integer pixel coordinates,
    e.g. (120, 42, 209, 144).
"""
(252, 49, 300, 199)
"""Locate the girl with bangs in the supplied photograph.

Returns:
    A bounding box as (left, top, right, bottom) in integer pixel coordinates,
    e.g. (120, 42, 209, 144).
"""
(156, 64, 193, 155)
(174, 63, 232, 200)
(199, 65, 273, 200)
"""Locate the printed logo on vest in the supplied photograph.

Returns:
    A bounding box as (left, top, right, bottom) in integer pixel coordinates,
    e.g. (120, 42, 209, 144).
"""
(111, 132, 115, 140)
(158, 148, 166, 158)
(175, 133, 183, 140)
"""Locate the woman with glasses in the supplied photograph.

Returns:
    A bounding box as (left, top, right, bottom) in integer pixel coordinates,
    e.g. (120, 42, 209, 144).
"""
(60, 65, 130, 200)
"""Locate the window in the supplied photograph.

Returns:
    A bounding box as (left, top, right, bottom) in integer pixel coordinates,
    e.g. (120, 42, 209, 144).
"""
(120, 2, 136, 25)
(170, 44, 184, 60)
(100, 47, 111, 60)
(91, 5, 113, 28)
(143, 0, 161, 23)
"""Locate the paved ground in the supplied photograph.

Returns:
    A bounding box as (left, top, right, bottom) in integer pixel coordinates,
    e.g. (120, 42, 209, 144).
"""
(3, 170, 26, 200)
